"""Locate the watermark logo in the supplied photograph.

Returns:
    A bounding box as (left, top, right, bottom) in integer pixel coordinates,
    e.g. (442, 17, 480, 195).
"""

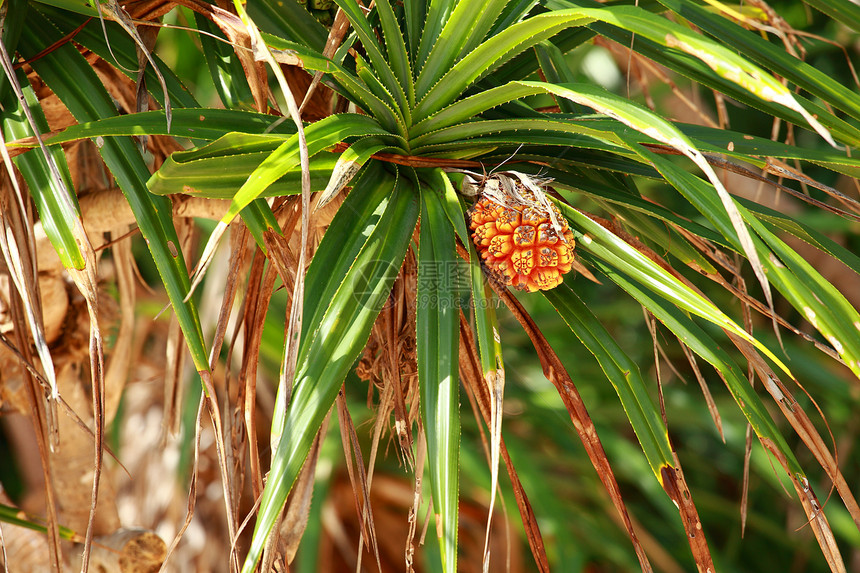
(351, 260, 500, 310)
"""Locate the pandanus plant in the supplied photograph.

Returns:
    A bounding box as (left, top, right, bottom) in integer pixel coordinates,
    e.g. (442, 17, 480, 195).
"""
(4, 0, 860, 570)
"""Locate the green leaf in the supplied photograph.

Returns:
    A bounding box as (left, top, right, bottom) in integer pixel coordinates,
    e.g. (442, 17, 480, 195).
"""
(373, 0, 415, 107)
(250, 0, 328, 50)
(37, 5, 198, 109)
(221, 114, 390, 222)
(242, 171, 418, 573)
(543, 284, 674, 477)
(415, 0, 457, 72)
(354, 52, 402, 112)
(556, 200, 791, 376)
(534, 42, 581, 114)
(419, 169, 470, 246)
(300, 161, 394, 347)
(31, 109, 296, 149)
(654, 0, 860, 123)
(468, 243, 503, 376)
(543, 1, 860, 146)
(748, 219, 860, 380)
(3, 71, 85, 269)
(531, 166, 731, 249)
(418, 181, 461, 573)
(547, 3, 836, 144)
(237, 199, 281, 254)
(601, 201, 717, 273)
(147, 133, 338, 199)
(751, 205, 860, 278)
(412, 10, 595, 121)
(334, 0, 409, 117)
(194, 13, 255, 110)
(30, 0, 98, 17)
(594, 262, 802, 474)
(0, 0, 27, 101)
(0, 503, 80, 541)
(21, 8, 209, 373)
(415, 0, 511, 97)
(494, 26, 595, 84)
(411, 116, 625, 150)
(673, 123, 860, 178)
(263, 33, 409, 135)
(405, 0, 428, 59)
(631, 140, 860, 382)
(409, 82, 546, 138)
(803, 0, 860, 33)
(319, 137, 394, 208)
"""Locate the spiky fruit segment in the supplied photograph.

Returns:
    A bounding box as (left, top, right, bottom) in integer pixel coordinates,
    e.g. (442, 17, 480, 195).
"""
(468, 190, 575, 292)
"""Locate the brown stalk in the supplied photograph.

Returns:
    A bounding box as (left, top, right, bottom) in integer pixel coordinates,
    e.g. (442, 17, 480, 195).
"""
(405, 423, 427, 573)
(208, 6, 268, 113)
(158, 396, 206, 573)
(239, 250, 278, 498)
(335, 389, 381, 569)
(731, 335, 853, 571)
(8, 299, 62, 573)
(300, 7, 351, 115)
(490, 284, 655, 573)
(659, 463, 715, 573)
(202, 369, 242, 573)
(458, 318, 551, 573)
(103, 232, 136, 425)
(208, 227, 254, 540)
(0, 169, 62, 571)
(737, 272, 755, 538)
(355, 363, 397, 565)
(384, 273, 416, 467)
(280, 415, 329, 565)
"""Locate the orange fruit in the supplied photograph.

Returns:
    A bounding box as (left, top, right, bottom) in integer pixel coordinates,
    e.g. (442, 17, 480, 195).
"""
(468, 191, 575, 292)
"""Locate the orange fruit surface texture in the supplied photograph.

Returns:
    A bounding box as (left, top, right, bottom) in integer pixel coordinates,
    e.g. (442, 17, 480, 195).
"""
(469, 192, 576, 292)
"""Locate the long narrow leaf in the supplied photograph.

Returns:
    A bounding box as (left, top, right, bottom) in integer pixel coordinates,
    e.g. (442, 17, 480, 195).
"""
(242, 172, 418, 572)
(655, 0, 860, 122)
(3, 73, 84, 270)
(417, 182, 461, 573)
(370, 0, 415, 107)
(543, 285, 673, 475)
(148, 135, 338, 199)
(21, 8, 209, 373)
(412, 11, 595, 120)
(415, 0, 511, 97)
(334, 0, 409, 117)
(222, 114, 389, 222)
(556, 201, 791, 375)
(300, 161, 395, 346)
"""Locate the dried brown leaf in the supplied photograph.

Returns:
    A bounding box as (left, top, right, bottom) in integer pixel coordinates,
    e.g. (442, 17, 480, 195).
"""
(492, 285, 654, 573)
(732, 335, 857, 568)
(335, 389, 381, 570)
(281, 416, 329, 564)
(659, 464, 715, 573)
(459, 319, 551, 573)
(300, 7, 350, 115)
(209, 6, 268, 113)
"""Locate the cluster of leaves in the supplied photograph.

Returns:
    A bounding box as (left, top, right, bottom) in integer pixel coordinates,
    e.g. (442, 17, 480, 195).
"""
(3, 0, 860, 571)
